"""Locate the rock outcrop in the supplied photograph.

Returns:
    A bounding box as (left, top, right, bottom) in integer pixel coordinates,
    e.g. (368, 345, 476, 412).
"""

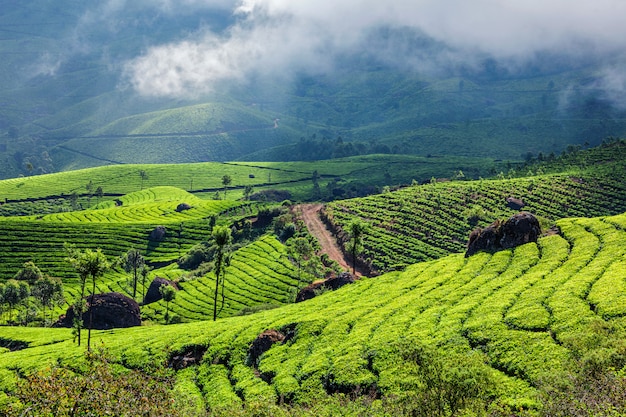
(466, 212, 541, 257)
(149, 226, 167, 241)
(247, 325, 296, 368)
(296, 272, 356, 303)
(175, 203, 192, 212)
(506, 197, 526, 210)
(143, 277, 178, 305)
(168, 345, 207, 370)
(61, 292, 141, 330)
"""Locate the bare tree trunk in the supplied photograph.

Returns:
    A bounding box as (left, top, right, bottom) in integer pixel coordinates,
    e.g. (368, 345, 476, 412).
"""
(87, 276, 96, 351)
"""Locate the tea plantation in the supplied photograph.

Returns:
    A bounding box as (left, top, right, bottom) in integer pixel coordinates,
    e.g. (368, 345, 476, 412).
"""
(0, 143, 625, 415)
(1, 210, 625, 415)
(325, 140, 626, 272)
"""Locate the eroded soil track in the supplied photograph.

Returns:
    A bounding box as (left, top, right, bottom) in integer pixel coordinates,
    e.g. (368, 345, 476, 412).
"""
(297, 204, 363, 277)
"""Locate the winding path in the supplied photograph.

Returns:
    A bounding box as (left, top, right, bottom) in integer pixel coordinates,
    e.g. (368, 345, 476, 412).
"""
(298, 204, 363, 277)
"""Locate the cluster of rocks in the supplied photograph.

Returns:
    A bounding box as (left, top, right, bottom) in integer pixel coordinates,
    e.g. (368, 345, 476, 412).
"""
(466, 211, 541, 257)
(295, 272, 357, 303)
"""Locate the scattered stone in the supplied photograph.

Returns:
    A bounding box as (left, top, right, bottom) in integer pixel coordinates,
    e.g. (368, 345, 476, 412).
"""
(247, 329, 286, 367)
(168, 345, 207, 370)
(175, 203, 192, 212)
(61, 292, 141, 330)
(149, 225, 167, 241)
(506, 197, 526, 210)
(466, 212, 541, 257)
(144, 277, 178, 305)
(296, 272, 356, 303)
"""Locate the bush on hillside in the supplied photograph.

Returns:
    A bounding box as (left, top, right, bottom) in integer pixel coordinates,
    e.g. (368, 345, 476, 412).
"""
(178, 243, 214, 270)
(3, 348, 183, 417)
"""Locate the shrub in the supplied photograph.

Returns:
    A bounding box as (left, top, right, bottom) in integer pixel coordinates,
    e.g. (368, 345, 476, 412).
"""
(2, 347, 184, 417)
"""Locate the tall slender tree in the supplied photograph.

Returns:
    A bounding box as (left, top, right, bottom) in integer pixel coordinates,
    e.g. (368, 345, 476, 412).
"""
(123, 248, 145, 299)
(346, 219, 368, 275)
(66, 247, 110, 350)
(32, 275, 64, 325)
(3, 279, 29, 323)
(139, 264, 151, 304)
(221, 175, 232, 199)
(211, 226, 232, 321)
(139, 170, 148, 190)
(159, 284, 176, 324)
(287, 237, 314, 286)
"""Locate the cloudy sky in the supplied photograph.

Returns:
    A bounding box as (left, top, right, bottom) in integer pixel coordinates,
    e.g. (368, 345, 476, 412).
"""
(121, 0, 626, 98)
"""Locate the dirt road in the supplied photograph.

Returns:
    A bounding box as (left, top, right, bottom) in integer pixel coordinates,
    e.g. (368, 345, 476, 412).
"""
(298, 204, 363, 277)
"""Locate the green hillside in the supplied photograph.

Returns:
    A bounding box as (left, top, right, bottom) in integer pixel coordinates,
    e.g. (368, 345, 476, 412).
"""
(0, 154, 506, 208)
(1, 210, 625, 415)
(325, 140, 626, 272)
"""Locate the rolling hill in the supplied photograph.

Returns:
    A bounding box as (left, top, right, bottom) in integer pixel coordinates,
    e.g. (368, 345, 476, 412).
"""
(2, 1, 626, 179)
(1, 209, 625, 415)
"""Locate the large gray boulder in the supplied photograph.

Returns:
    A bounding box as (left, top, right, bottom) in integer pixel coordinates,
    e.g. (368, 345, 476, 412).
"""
(466, 212, 541, 257)
(144, 277, 178, 305)
(62, 292, 141, 329)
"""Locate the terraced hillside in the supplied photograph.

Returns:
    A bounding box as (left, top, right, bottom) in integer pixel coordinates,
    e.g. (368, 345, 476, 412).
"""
(325, 141, 626, 272)
(1, 211, 625, 415)
(0, 187, 241, 280)
(142, 235, 301, 323)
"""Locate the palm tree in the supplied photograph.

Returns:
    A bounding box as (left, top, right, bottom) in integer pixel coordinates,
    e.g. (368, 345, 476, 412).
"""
(212, 226, 232, 321)
(123, 248, 145, 299)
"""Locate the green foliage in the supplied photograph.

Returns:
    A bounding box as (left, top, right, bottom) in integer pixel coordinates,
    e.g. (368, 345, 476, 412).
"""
(31, 275, 64, 325)
(1, 210, 626, 413)
(3, 347, 182, 417)
(1, 280, 30, 323)
(66, 246, 111, 350)
(159, 284, 177, 324)
(122, 248, 145, 299)
(346, 219, 368, 274)
(286, 238, 313, 281)
(13, 261, 43, 284)
(327, 157, 626, 272)
(212, 225, 232, 321)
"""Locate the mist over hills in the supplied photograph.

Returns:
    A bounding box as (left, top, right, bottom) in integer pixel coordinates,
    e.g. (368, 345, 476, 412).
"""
(1, 0, 626, 178)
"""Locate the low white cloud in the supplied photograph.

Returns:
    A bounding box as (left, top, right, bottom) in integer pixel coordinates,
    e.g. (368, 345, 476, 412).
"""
(124, 0, 626, 97)
(596, 67, 626, 110)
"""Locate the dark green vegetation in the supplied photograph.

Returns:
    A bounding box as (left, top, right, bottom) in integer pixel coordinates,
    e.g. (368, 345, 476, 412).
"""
(2, 2, 626, 179)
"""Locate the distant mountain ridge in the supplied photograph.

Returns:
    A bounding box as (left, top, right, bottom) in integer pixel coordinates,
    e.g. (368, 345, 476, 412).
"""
(1, 1, 625, 179)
